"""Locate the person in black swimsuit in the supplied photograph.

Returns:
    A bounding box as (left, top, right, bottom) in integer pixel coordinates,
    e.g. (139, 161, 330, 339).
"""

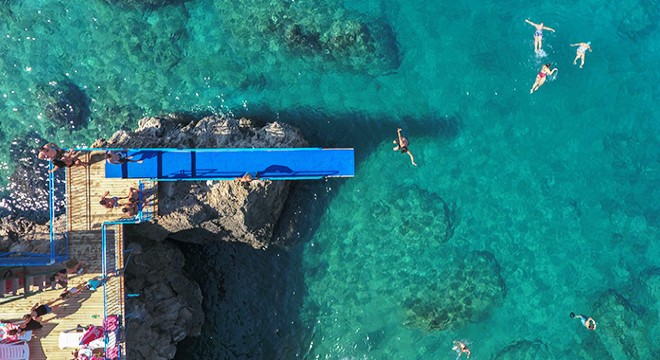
(18, 314, 43, 333)
(30, 299, 61, 322)
(48, 149, 88, 173)
(392, 128, 417, 166)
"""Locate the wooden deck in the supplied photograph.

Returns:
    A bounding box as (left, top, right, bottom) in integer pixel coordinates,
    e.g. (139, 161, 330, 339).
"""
(0, 151, 157, 359)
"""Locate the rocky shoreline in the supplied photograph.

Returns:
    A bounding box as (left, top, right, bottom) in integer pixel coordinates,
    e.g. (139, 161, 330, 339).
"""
(0, 114, 311, 359)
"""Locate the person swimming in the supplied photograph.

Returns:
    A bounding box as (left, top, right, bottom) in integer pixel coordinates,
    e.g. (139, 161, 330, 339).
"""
(530, 63, 558, 93)
(452, 340, 471, 359)
(570, 42, 592, 68)
(525, 19, 555, 53)
(570, 312, 597, 330)
(392, 128, 417, 166)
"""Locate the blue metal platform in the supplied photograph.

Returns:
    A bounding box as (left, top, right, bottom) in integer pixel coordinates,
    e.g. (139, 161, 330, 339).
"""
(105, 148, 355, 180)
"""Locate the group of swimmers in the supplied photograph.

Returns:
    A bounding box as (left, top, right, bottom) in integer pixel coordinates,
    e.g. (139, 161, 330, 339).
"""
(525, 19, 593, 94)
(449, 312, 596, 358)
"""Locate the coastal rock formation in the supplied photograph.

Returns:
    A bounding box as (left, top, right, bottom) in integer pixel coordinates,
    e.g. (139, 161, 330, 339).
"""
(492, 339, 551, 360)
(124, 237, 203, 360)
(94, 115, 307, 249)
(2, 133, 59, 222)
(35, 79, 90, 132)
(372, 185, 455, 243)
(0, 216, 50, 255)
(173, 240, 305, 359)
(404, 250, 505, 331)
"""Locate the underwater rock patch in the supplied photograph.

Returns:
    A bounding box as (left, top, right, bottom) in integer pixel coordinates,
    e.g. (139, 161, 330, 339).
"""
(102, 0, 185, 10)
(371, 185, 455, 244)
(36, 79, 90, 132)
(404, 250, 506, 331)
(216, 0, 400, 75)
(591, 289, 654, 360)
(608, 0, 658, 40)
(491, 339, 551, 360)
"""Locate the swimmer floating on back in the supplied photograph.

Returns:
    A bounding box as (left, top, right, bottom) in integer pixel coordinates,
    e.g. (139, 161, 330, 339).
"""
(525, 19, 555, 54)
(570, 312, 597, 331)
(530, 63, 558, 93)
(570, 42, 592, 68)
(452, 340, 471, 359)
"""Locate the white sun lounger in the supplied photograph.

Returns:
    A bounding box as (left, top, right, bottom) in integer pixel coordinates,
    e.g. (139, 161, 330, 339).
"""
(58, 329, 105, 350)
(0, 342, 29, 360)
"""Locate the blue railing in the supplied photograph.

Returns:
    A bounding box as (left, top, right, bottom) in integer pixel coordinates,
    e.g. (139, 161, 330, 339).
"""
(100, 180, 154, 360)
(0, 162, 68, 266)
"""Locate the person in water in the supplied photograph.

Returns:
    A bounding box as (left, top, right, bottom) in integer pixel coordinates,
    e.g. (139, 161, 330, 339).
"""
(570, 312, 597, 330)
(452, 340, 471, 359)
(530, 63, 558, 93)
(393, 128, 417, 166)
(525, 19, 555, 54)
(570, 42, 592, 68)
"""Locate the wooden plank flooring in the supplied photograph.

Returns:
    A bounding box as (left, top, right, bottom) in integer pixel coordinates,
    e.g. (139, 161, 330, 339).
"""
(68, 152, 158, 231)
(0, 150, 157, 359)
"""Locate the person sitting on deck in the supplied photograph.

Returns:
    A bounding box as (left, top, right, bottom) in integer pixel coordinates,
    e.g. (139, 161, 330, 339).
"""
(105, 150, 142, 165)
(126, 187, 142, 204)
(99, 191, 123, 209)
(121, 201, 138, 217)
(37, 142, 65, 161)
(64, 259, 86, 276)
(50, 269, 69, 288)
(48, 149, 88, 173)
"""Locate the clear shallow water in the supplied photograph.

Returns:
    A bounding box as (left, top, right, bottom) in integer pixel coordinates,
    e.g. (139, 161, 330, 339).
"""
(2, 0, 659, 358)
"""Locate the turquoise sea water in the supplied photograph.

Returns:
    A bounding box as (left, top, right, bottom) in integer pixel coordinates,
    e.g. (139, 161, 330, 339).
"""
(2, 0, 659, 358)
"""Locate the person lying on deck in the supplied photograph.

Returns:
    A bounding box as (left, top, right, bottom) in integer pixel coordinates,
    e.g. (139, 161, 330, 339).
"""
(105, 151, 142, 164)
(99, 191, 123, 209)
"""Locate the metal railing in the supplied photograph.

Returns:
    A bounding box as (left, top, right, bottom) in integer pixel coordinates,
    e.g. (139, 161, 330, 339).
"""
(0, 162, 68, 267)
(100, 180, 154, 360)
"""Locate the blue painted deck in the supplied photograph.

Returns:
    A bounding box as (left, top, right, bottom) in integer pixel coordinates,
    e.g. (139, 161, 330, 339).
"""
(105, 148, 355, 180)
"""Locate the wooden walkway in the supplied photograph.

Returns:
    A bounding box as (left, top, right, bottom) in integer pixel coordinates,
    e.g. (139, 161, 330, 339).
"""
(0, 151, 157, 359)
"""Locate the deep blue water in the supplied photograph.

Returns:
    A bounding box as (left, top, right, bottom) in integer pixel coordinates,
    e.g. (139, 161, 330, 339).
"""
(1, 0, 658, 358)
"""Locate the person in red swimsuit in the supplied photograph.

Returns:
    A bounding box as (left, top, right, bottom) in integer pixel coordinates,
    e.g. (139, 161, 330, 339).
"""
(530, 63, 558, 93)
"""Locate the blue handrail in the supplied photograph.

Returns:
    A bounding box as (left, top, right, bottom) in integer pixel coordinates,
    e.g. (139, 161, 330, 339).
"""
(100, 180, 154, 359)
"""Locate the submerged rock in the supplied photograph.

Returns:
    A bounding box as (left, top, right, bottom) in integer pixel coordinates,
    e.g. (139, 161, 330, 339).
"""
(492, 339, 551, 360)
(94, 115, 307, 249)
(35, 79, 90, 132)
(102, 0, 185, 10)
(591, 289, 654, 360)
(404, 250, 506, 331)
(216, 0, 400, 75)
(373, 185, 456, 243)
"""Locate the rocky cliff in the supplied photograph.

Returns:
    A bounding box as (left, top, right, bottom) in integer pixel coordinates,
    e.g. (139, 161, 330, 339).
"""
(93, 114, 307, 249)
